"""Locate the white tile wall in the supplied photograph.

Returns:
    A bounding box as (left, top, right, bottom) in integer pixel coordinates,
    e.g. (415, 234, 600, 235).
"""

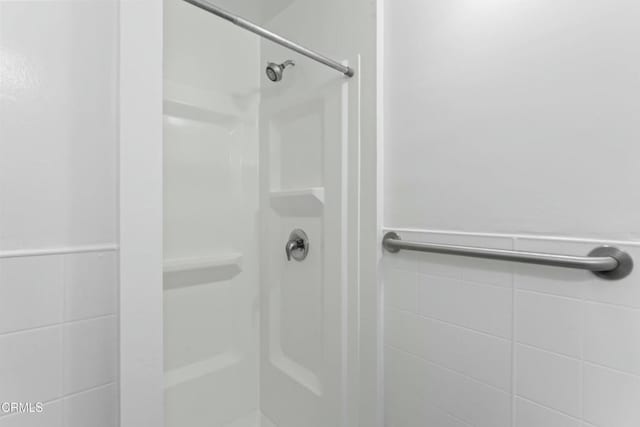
(0, 252, 118, 425)
(583, 302, 640, 375)
(0, 401, 63, 427)
(0, 0, 119, 425)
(0, 257, 64, 334)
(515, 291, 583, 358)
(514, 398, 582, 427)
(582, 364, 640, 427)
(0, 0, 118, 251)
(515, 344, 581, 417)
(384, 230, 640, 427)
(63, 384, 118, 427)
(0, 384, 117, 427)
(63, 316, 117, 395)
(418, 275, 513, 339)
(386, 308, 511, 391)
(64, 253, 117, 322)
(0, 327, 63, 403)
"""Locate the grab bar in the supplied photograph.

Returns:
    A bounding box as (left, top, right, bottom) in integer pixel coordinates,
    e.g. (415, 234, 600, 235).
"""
(382, 232, 633, 280)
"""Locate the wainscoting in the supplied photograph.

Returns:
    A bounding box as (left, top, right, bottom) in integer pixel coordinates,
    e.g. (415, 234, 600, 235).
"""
(383, 229, 640, 427)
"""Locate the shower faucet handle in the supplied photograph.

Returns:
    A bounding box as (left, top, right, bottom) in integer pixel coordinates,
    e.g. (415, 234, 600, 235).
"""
(285, 229, 309, 262)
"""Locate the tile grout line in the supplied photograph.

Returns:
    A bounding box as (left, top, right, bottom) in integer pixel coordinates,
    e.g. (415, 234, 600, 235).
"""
(0, 313, 118, 339)
(513, 339, 580, 361)
(516, 287, 640, 312)
(582, 359, 640, 379)
(429, 402, 476, 427)
(390, 261, 640, 311)
(516, 395, 585, 424)
(385, 347, 480, 427)
(579, 289, 586, 424)
(510, 236, 517, 427)
(388, 264, 512, 291)
(389, 306, 512, 342)
(0, 381, 120, 414)
(61, 255, 67, 426)
(60, 381, 116, 403)
(385, 344, 511, 396)
(516, 342, 582, 362)
(516, 340, 640, 379)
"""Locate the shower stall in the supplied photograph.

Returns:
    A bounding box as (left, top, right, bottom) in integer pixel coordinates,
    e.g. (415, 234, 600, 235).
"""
(162, 0, 377, 425)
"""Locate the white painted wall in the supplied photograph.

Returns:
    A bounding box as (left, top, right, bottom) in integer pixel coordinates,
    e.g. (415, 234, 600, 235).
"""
(384, 0, 640, 241)
(0, 1, 119, 426)
(383, 1, 640, 426)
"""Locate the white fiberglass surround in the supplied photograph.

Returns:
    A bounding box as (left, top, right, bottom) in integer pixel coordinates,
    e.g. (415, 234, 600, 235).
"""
(162, 0, 378, 426)
(259, 16, 358, 427)
(163, 0, 261, 424)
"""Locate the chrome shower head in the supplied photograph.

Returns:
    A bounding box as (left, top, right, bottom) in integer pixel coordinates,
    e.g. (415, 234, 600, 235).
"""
(266, 60, 295, 82)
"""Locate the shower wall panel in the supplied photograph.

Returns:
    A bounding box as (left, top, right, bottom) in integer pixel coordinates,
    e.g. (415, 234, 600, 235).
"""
(164, 0, 374, 425)
(260, 85, 349, 427)
(258, 1, 364, 426)
(163, 0, 261, 426)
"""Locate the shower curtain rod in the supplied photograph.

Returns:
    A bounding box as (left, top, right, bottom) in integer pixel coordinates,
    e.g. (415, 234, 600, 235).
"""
(182, 0, 355, 78)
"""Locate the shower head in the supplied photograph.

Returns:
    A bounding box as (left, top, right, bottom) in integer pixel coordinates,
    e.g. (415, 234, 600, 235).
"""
(266, 60, 295, 82)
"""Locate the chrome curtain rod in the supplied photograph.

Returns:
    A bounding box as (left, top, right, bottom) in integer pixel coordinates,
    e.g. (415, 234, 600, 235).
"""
(182, 0, 355, 78)
(382, 232, 634, 280)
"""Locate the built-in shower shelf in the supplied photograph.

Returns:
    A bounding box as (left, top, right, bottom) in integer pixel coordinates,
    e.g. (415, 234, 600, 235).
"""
(164, 351, 241, 389)
(163, 80, 254, 125)
(163, 253, 243, 289)
(269, 187, 325, 217)
(163, 253, 243, 273)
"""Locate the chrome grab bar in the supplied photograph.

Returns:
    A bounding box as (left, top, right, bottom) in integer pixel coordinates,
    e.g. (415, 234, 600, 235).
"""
(382, 232, 633, 280)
